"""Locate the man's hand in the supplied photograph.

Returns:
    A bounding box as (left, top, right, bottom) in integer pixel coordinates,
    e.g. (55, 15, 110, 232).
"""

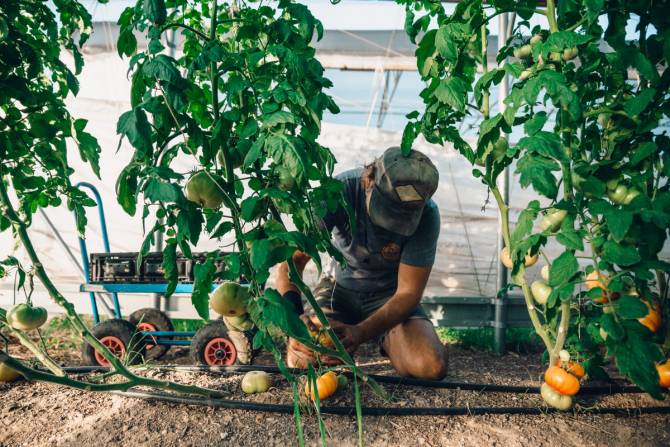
(331, 321, 364, 354)
(286, 315, 341, 368)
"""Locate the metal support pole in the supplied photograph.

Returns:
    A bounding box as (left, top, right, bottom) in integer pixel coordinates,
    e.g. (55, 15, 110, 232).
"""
(494, 13, 511, 355)
(38, 209, 115, 317)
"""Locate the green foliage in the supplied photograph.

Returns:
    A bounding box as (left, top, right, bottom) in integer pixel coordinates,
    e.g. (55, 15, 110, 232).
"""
(115, 0, 347, 381)
(0, 0, 101, 235)
(399, 0, 670, 397)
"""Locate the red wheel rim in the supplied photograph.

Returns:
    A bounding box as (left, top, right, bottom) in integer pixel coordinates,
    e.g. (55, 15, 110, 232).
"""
(94, 336, 126, 367)
(137, 322, 158, 350)
(204, 337, 237, 366)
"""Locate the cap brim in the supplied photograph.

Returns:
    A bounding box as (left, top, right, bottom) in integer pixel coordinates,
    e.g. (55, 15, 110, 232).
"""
(368, 187, 423, 236)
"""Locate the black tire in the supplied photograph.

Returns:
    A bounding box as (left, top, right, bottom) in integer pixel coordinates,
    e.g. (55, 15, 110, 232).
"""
(81, 319, 145, 367)
(128, 308, 173, 360)
(190, 321, 240, 366)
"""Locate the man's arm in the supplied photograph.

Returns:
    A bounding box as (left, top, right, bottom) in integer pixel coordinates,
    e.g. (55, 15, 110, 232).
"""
(334, 263, 431, 351)
(276, 251, 312, 297)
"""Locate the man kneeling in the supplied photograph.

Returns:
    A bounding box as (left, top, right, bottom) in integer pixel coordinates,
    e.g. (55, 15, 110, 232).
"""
(276, 147, 448, 380)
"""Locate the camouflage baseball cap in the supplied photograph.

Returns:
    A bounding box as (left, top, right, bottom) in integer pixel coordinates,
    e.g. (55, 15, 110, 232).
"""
(368, 146, 439, 236)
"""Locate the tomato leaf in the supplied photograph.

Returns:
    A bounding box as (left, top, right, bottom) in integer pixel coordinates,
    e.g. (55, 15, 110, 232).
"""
(611, 329, 664, 399)
(192, 257, 215, 320)
(602, 240, 641, 266)
(515, 153, 560, 198)
(549, 251, 579, 287)
(434, 77, 469, 112)
(616, 296, 649, 319)
(162, 241, 178, 298)
(603, 209, 632, 242)
(511, 201, 539, 245)
(144, 178, 179, 203)
(117, 108, 152, 157)
(556, 230, 584, 251)
(624, 88, 656, 117)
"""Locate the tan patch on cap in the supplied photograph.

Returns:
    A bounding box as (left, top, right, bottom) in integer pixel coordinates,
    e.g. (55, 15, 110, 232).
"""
(395, 185, 423, 202)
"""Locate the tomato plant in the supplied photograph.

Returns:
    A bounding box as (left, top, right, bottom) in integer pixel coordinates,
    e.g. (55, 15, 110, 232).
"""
(0, 0, 270, 412)
(399, 0, 670, 399)
(115, 0, 372, 443)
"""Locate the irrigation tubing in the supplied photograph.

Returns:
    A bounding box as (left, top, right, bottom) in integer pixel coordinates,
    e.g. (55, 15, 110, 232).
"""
(113, 389, 670, 417)
(61, 364, 645, 395)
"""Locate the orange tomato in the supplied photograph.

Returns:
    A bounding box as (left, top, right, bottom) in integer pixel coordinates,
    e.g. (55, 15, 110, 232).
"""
(657, 361, 670, 388)
(638, 302, 662, 333)
(545, 365, 580, 396)
(565, 361, 585, 379)
(585, 271, 610, 303)
(305, 371, 338, 401)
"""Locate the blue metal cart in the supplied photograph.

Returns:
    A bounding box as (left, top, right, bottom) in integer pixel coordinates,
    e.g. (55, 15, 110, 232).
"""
(74, 183, 244, 367)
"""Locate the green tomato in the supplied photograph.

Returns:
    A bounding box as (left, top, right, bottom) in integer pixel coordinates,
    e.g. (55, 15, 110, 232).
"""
(530, 33, 543, 45)
(622, 188, 640, 205)
(562, 47, 578, 61)
(0, 362, 21, 383)
(513, 44, 532, 59)
(184, 171, 226, 209)
(241, 370, 271, 394)
(549, 51, 562, 62)
(337, 374, 348, 389)
(519, 69, 533, 81)
(217, 147, 245, 170)
(541, 383, 573, 411)
(541, 265, 550, 282)
(210, 281, 249, 317)
(7, 303, 48, 331)
(539, 209, 567, 233)
(606, 178, 620, 191)
(223, 315, 254, 332)
(608, 184, 628, 204)
(531, 280, 552, 305)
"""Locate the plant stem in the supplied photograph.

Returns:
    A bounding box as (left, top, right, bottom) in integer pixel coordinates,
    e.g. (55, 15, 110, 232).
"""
(480, 23, 490, 119)
(551, 301, 571, 363)
(160, 23, 210, 41)
(0, 174, 236, 399)
(546, 0, 559, 33)
(490, 186, 555, 355)
(4, 325, 65, 376)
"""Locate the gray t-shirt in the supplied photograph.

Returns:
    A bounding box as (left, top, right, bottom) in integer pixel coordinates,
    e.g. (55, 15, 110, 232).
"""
(321, 168, 441, 293)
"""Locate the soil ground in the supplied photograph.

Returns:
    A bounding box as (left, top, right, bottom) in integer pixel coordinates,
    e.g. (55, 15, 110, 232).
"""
(1, 325, 669, 447)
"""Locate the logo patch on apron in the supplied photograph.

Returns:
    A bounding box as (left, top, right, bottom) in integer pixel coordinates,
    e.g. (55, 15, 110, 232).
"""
(381, 242, 401, 261)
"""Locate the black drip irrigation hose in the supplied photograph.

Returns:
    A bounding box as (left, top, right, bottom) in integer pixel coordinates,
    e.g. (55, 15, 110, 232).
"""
(62, 364, 646, 395)
(114, 389, 670, 417)
(53, 364, 670, 416)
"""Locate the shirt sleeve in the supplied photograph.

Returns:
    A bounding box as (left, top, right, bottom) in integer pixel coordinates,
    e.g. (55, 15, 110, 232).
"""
(400, 202, 441, 267)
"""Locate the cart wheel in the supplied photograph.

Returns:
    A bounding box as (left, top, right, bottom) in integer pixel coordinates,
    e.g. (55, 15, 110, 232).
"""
(190, 322, 238, 366)
(128, 308, 173, 360)
(81, 319, 145, 367)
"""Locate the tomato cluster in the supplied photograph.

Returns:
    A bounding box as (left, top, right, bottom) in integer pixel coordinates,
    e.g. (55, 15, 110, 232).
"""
(540, 351, 585, 411)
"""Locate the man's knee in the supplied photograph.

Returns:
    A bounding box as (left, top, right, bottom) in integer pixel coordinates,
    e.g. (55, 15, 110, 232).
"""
(400, 347, 448, 380)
